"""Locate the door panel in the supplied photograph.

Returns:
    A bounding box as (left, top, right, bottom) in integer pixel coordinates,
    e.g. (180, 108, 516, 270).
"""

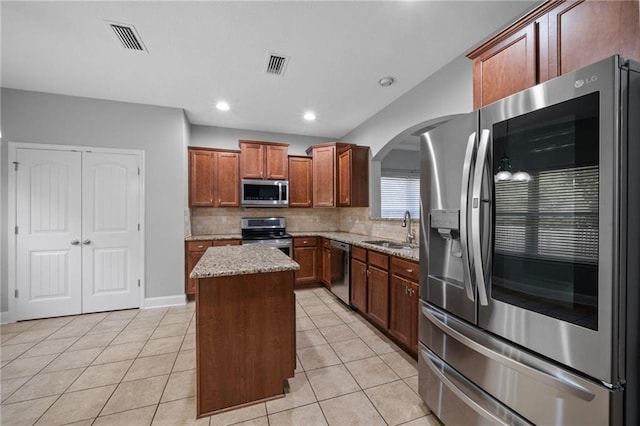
(82, 152, 141, 313)
(420, 112, 478, 324)
(16, 149, 82, 320)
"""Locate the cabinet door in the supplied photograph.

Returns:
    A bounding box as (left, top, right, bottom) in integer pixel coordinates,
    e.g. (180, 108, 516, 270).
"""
(546, 0, 640, 79)
(265, 145, 288, 180)
(289, 157, 312, 207)
(189, 149, 215, 207)
(294, 246, 318, 285)
(471, 22, 537, 108)
(338, 149, 351, 206)
(322, 247, 332, 287)
(312, 146, 336, 207)
(216, 152, 240, 207)
(351, 258, 367, 312)
(240, 142, 264, 179)
(389, 274, 414, 349)
(367, 266, 389, 329)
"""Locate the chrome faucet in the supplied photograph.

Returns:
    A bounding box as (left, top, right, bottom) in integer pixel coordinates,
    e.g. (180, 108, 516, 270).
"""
(402, 210, 415, 244)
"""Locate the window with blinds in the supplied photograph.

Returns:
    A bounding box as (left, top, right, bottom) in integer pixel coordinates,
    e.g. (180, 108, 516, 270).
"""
(494, 165, 599, 264)
(380, 175, 420, 219)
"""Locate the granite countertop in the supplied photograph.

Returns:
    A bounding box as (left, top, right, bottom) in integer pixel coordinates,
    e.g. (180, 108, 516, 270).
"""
(186, 232, 419, 262)
(185, 234, 241, 241)
(289, 231, 420, 262)
(190, 244, 300, 279)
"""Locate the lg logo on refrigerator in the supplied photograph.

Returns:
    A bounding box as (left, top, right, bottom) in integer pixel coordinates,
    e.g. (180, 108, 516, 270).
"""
(575, 75, 598, 88)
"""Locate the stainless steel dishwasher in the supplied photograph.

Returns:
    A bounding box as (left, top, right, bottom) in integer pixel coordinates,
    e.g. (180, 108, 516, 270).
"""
(330, 240, 351, 305)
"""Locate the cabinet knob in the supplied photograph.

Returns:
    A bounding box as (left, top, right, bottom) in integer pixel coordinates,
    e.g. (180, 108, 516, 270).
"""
(366, 269, 371, 277)
(406, 268, 413, 273)
(303, 240, 307, 244)
(197, 245, 204, 249)
(70, 240, 80, 246)
(82, 239, 91, 245)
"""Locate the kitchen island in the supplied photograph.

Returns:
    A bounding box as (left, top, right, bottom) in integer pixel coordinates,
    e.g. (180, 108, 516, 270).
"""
(190, 244, 299, 417)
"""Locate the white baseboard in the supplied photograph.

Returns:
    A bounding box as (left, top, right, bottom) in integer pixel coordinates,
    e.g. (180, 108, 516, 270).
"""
(143, 294, 186, 309)
(1, 311, 10, 324)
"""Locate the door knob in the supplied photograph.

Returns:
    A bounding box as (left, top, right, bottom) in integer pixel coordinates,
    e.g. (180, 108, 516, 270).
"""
(70, 240, 80, 245)
(82, 239, 91, 245)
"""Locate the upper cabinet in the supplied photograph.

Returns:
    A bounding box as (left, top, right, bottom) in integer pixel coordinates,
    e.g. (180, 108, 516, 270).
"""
(239, 140, 289, 180)
(288, 156, 313, 208)
(188, 147, 240, 208)
(307, 142, 369, 208)
(468, 0, 640, 108)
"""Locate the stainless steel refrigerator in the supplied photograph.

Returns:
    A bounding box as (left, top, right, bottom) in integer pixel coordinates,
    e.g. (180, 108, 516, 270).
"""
(418, 55, 639, 425)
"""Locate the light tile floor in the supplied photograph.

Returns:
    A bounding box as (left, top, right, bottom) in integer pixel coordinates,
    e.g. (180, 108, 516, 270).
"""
(0, 287, 442, 426)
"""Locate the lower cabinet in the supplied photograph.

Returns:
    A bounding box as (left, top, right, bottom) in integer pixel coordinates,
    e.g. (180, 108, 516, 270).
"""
(389, 257, 419, 354)
(321, 238, 331, 288)
(293, 237, 319, 285)
(350, 247, 368, 312)
(349, 246, 419, 357)
(185, 239, 240, 299)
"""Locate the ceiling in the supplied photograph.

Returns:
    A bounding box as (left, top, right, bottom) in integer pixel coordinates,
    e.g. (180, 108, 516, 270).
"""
(1, 1, 538, 139)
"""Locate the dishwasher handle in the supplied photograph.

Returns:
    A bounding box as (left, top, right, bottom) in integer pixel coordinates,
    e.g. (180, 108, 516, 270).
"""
(330, 240, 351, 252)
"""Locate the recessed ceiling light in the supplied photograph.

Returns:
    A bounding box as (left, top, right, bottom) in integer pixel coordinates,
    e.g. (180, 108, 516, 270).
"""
(304, 112, 316, 121)
(378, 76, 396, 87)
(216, 101, 230, 111)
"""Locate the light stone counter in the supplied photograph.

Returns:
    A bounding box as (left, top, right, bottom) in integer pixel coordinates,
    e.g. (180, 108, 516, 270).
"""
(185, 234, 241, 241)
(190, 244, 300, 279)
(289, 231, 419, 262)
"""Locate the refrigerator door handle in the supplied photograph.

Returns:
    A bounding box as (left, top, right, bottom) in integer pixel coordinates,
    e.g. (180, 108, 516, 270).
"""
(421, 348, 526, 426)
(459, 131, 477, 302)
(422, 305, 596, 402)
(471, 128, 490, 306)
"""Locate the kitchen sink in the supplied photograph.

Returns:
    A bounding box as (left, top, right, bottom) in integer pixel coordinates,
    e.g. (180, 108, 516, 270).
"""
(362, 240, 417, 249)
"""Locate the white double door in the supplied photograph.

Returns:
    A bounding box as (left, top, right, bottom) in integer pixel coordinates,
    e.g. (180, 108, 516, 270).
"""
(15, 148, 142, 320)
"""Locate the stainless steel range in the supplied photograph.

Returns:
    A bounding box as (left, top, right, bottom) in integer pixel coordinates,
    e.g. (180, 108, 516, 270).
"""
(241, 217, 293, 257)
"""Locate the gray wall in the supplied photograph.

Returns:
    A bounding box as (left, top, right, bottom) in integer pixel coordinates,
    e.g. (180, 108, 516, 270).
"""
(341, 54, 473, 157)
(190, 125, 333, 156)
(381, 149, 420, 173)
(1, 88, 188, 312)
(340, 54, 473, 216)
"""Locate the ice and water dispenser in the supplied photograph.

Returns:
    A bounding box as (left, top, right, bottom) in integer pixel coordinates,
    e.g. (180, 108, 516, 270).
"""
(427, 209, 466, 290)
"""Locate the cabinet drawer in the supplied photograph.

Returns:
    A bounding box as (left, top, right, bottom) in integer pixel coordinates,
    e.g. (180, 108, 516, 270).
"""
(213, 239, 241, 247)
(294, 237, 318, 247)
(186, 241, 213, 252)
(368, 250, 389, 270)
(352, 246, 367, 262)
(391, 257, 419, 281)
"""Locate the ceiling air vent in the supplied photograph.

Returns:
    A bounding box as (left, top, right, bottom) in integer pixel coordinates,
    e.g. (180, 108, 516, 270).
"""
(105, 20, 147, 52)
(265, 53, 289, 76)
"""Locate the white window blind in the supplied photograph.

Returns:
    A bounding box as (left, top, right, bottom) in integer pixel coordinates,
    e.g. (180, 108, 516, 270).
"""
(380, 173, 420, 219)
(494, 165, 599, 263)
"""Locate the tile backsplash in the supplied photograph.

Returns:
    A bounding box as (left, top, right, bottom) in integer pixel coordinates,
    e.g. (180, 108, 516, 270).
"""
(189, 207, 419, 244)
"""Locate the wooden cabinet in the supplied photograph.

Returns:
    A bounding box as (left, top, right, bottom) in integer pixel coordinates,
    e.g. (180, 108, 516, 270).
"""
(311, 145, 336, 207)
(188, 148, 240, 208)
(321, 238, 331, 287)
(470, 21, 538, 108)
(389, 257, 419, 354)
(468, 0, 640, 108)
(239, 140, 289, 180)
(338, 146, 369, 207)
(288, 156, 313, 207)
(350, 246, 368, 312)
(546, 0, 640, 79)
(185, 239, 240, 298)
(307, 142, 369, 208)
(293, 237, 319, 285)
(366, 250, 390, 329)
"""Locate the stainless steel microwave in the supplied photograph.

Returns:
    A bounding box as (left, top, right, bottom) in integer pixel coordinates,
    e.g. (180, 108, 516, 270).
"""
(241, 179, 289, 207)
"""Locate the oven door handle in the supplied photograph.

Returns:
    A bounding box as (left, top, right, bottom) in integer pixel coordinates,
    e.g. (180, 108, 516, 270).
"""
(422, 305, 596, 401)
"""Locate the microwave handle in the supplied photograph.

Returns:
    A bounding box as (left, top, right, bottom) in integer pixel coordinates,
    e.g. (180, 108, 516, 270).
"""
(471, 129, 490, 306)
